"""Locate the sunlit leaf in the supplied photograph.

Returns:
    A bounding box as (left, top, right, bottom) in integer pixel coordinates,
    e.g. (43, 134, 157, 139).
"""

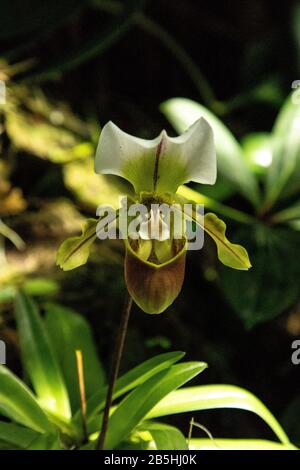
(204, 213, 251, 270)
(56, 218, 97, 271)
(82, 351, 185, 423)
(241, 132, 273, 175)
(189, 438, 297, 450)
(6, 108, 90, 163)
(0, 366, 54, 433)
(265, 93, 300, 207)
(15, 291, 71, 420)
(64, 158, 133, 210)
(44, 303, 106, 413)
(147, 385, 290, 444)
(138, 421, 188, 450)
(103, 362, 207, 449)
(161, 98, 260, 207)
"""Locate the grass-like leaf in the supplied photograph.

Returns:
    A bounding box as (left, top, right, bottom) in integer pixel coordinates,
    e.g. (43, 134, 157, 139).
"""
(0, 366, 54, 433)
(15, 291, 71, 420)
(147, 385, 290, 445)
(103, 362, 207, 449)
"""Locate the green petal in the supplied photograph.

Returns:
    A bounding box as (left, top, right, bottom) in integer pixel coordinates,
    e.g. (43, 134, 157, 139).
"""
(204, 213, 252, 270)
(56, 218, 97, 271)
(95, 120, 216, 194)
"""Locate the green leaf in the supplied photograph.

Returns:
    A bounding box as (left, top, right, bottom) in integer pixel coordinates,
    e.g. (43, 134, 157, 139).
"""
(82, 351, 185, 422)
(272, 199, 300, 224)
(103, 362, 207, 449)
(0, 366, 54, 433)
(189, 438, 297, 450)
(204, 213, 252, 270)
(161, 98, 260, 207)
(147, 385, 290, 445)
(241, 132, 273, 175)
(220, 225, 300, 327)
(0, 421, 39, 448)
(56, 218, 97, 271)
(138, 421, 188, 450)
(14, 291, 71, 420)
(265, 93, 300, 207)
(177, 185, 256, 225)
(44, 303, 106, 413)
(26, 432, 62, 450)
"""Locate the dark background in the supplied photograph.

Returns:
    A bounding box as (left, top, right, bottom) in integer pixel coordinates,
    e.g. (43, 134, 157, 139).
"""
(0, 0, 300, 445)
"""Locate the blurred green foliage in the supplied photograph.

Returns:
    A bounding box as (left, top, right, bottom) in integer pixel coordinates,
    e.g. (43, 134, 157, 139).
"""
(0, 0, 300, 447)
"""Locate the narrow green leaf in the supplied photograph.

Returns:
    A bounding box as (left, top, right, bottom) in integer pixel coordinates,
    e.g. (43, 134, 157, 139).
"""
(161, 98, 260, 207)
(56, 218, 97, 271)
(0, 366, 54, 433)
(81, 351, 185, 423)
(272, 199, 300, 224)
(204, 213, 251, 270)
(147, 385, 290, 445)
(189, 438, 297, 450)
(44, 303, 106, 413)
(177, 185, 256, 225)
(241, 132, 273, 175)
(265, 93, 300, 207)
(0, 421, 39, 448)
(139, 421, 188, 450)
(15, 291, 71, 420)
(104, 362, 207, 449)
(26, 432, 62, 450)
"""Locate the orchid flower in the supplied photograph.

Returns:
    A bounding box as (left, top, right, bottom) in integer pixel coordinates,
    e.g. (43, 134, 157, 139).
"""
(57, 119, 251, 314)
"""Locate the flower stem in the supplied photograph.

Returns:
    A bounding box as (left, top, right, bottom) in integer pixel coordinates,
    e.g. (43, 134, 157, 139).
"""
(96, 293, 133, 450)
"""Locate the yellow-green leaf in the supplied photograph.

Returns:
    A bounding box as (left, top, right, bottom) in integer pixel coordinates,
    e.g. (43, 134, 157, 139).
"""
(189, 438, 297, 450)
(204, 213, 252, 270)
(56, 219, 97, 271)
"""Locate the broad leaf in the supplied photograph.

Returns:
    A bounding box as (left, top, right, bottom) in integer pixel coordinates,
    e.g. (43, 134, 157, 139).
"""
(15, 291, 71, 420)
(103, 362, 207, 449)
(44, 303, 106, 413)
(161, 98, 260, 207)
(0, 366, 54, 433)
(56, 218, 97, 271)
(220, 225, 300, 327)
(147, 385, 290, 445)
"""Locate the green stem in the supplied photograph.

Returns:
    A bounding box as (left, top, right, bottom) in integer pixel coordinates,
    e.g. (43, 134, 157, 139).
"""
(96, 293, 133, 450)
(177, 186, 256, 225)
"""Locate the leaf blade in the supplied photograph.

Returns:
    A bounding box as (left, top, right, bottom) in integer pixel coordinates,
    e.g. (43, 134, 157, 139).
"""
(104, 362, 207, 449)
(161, 98, 260, 207)
(0, 366, 54, 433)
(44, 303, 106, 413)
(147, 385, 290, 445)
(14, 291, 71, 420)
